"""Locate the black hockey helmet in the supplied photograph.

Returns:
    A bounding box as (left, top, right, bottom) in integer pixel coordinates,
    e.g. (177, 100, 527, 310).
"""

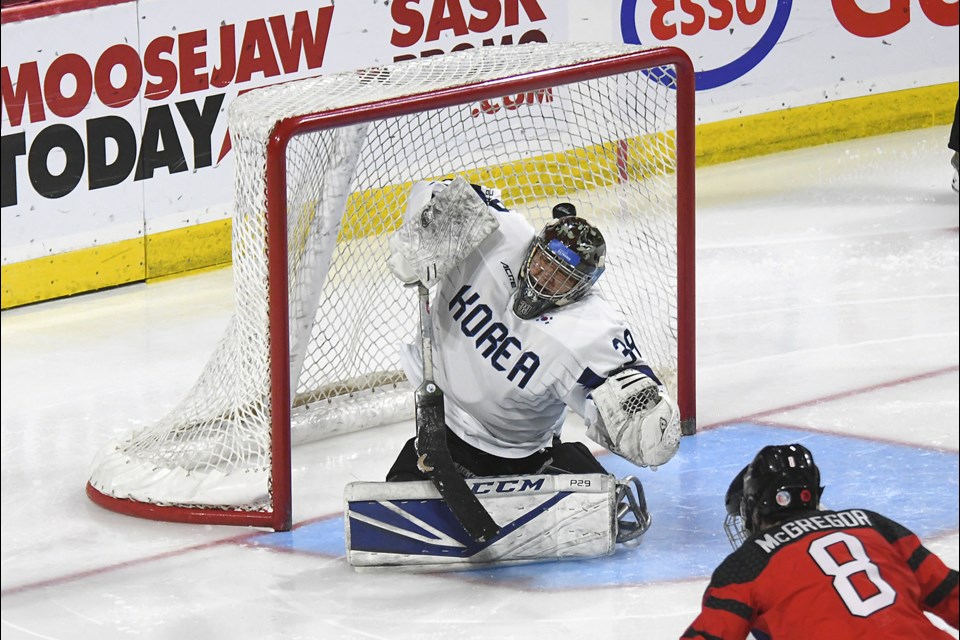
(741, 444, 823, 534)
(512, 203, 606, 320)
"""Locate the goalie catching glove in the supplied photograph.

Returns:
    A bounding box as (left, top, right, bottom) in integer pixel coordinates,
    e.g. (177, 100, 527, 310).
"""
(387, 177, 500, 287)
(587, 367, 681, 469)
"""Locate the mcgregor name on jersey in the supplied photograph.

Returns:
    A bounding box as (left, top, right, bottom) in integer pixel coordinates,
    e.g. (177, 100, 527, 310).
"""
(754, 509, 873, 553)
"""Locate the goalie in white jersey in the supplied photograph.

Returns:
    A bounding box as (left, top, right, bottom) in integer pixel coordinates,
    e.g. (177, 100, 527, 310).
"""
(385, 178, 682, 482)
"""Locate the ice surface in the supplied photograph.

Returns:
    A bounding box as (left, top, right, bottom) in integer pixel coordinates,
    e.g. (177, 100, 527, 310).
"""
(2, 126, 957, 640)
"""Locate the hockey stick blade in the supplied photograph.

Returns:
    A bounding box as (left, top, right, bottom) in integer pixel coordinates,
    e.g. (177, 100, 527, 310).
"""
(414, 383, 501, 543)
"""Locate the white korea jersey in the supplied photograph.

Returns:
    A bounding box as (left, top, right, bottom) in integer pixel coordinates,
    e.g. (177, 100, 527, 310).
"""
(399, 205, 658, 458)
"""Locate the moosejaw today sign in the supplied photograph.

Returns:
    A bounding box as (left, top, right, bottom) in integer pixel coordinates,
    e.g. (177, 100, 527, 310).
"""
(1, 2, 339, 264)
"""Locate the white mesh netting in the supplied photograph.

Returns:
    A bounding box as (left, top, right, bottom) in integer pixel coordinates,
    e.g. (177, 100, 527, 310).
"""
(88, 42, 688, 517)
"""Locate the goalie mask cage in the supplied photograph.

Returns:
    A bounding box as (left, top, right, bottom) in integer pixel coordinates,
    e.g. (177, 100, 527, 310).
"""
(86, 43, 696, 531)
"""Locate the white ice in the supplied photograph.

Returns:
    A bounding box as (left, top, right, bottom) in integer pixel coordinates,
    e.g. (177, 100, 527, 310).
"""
(2, 126, 958, 640)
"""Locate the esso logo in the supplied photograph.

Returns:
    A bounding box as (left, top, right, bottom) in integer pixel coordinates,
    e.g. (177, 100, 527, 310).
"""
(620, 0, 792, 90)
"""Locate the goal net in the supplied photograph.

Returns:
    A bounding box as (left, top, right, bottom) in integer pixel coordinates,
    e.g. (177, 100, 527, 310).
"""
(87, 42, 696, 531)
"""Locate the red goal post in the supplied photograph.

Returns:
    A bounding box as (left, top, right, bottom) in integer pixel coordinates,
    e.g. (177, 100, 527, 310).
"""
(87, 42, 696, 532)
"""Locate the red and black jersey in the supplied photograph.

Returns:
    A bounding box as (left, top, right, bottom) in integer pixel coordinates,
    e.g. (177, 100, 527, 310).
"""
(682, 508, 959, 639)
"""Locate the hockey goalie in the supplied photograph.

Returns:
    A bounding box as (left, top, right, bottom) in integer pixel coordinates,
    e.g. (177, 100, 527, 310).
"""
(344, 177, 682, 571)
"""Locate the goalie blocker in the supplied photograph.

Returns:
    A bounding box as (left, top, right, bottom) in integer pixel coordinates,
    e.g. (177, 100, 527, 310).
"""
(344, 473, 651, 571)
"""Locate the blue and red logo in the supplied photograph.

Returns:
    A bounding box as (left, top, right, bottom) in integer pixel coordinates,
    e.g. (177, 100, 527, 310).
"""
(620, 0, 792, 90)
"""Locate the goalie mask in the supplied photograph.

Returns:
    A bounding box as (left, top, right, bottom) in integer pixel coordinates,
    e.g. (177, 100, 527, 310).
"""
(741, 444, 823, 535)
(512, 205, 606, 320)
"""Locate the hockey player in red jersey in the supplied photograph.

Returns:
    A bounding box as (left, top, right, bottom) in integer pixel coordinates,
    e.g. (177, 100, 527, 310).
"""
(682, 443, 959, 640)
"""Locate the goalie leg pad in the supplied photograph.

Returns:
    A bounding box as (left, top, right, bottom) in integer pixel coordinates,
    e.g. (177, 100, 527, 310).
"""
(344, 474, 617, 571)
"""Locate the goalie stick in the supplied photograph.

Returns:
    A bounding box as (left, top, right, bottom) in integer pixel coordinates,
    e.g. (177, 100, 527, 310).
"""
(413, 282, 501, 543)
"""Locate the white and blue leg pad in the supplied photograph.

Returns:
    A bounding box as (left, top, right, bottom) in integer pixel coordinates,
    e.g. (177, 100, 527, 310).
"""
(344, 474, 617, 571)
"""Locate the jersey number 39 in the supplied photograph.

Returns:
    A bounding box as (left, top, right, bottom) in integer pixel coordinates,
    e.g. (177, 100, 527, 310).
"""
(612, 329, 640, 364)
